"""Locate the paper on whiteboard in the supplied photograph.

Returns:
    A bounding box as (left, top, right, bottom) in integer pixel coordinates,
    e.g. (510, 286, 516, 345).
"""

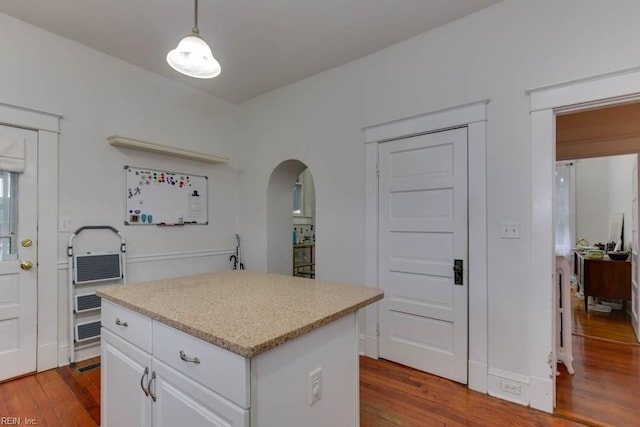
(187, 191, 203, 221)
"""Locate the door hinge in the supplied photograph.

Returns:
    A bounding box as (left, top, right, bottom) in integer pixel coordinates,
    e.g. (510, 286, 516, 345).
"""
(376, 322, 380, 337)
(376, 162, 380, 176)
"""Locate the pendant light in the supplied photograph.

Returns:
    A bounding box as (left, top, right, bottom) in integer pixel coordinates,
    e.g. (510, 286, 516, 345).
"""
(167, 0, 221, 79)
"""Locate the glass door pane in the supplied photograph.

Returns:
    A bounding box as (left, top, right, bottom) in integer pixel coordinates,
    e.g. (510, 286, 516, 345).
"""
(0, 171, 18, 261)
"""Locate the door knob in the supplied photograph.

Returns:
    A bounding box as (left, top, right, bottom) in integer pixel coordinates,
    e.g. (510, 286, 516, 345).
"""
(21, 239, 33, 248)
(20, 261, 33, 270)
(453, 259, 463, 285)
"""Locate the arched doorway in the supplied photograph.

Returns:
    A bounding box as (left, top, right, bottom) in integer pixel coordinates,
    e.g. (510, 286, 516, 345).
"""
(266, 160, 316, 276)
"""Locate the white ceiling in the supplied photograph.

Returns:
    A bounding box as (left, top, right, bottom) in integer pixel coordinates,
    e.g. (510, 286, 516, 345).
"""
(0, 0, 501, 103)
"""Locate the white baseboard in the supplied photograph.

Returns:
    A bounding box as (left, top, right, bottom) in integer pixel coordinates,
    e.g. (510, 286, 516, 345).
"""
(529, 375, 554, 413)
(58, 342, 101, 367)
(487, 368, 530, 407)
(37, 341, 59, 372)
(363, 334, 379, 358)
(358, 334, 365, 355)
(468, 360, 488, 393)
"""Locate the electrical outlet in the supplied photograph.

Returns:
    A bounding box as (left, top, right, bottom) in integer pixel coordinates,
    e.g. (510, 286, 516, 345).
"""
(500, 380, 521, 395)
(309, 367, 322, 406)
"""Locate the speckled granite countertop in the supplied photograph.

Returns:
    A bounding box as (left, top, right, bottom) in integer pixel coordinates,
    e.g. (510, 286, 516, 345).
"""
(96, 270, 383, 358)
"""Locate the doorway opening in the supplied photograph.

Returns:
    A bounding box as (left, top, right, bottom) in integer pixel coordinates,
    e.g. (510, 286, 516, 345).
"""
(292, 169, 315, 278)
(266, 159, 316, 277)
(553, 103, 640, 426)
(528, 67, 640, 413)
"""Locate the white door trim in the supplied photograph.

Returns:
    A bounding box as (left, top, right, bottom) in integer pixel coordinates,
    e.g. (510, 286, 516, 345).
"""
(363, 100, 488, 393)
(0, 102, 60, 372)
(529, 66, 640, 413)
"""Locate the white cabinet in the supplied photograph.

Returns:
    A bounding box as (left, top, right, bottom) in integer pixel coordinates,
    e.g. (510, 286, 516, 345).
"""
(101, 299, 360, 427)
(101, 301, 248, 427)
(152, 358, 248, 427)
(101, 328, 152, 427)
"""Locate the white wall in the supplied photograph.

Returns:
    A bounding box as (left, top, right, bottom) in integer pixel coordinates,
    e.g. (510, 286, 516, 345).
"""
(0, 13, 240, 364)
(237, 0, 640, 404)
(575, 159, 614, 246)
(576, 155, 635, 250)
(6, 0, 640, 406)
(608, 155, 636, 250)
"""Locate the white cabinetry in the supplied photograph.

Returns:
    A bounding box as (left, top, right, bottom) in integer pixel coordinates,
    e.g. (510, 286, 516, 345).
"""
(152, 358, 247, 427)
(101, 328, 152, 427)
(101, 301, 248, 427)
(102, 298, 360, 427)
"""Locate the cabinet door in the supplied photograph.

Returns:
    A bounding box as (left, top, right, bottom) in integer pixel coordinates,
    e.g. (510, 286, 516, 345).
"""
(101, 328, 152, 427)
(151, 358, 249, 427)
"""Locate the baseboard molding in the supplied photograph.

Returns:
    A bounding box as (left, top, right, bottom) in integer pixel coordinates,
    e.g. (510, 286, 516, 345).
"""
(37, 341, 58, 372)
(528, 375, 554, 413)
(363, 334, 379, 358)
(468, 360, 488, 393)
(487, 368, 530, 407)
(58, 342, 100, 367)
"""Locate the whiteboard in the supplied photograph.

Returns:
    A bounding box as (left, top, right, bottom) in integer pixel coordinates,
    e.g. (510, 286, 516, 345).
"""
(124, 165, 208, 225)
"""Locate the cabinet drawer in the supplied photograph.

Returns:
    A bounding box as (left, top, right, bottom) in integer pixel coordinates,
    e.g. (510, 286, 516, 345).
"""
(152, 321, 249, 409)
(102, 300, 152, 353)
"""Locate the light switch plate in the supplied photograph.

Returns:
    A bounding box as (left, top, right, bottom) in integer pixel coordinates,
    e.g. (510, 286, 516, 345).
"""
(500, 221, 520, 239)
(59, 216, 71, 232)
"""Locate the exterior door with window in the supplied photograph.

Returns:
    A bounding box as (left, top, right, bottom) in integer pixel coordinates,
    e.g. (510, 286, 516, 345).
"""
(378, 127, 468, 384)
(0, 124, 38, 381)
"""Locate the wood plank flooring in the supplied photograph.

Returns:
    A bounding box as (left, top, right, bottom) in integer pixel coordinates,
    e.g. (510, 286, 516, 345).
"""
(4, 328, 636, 427)
(360, 356, 582, 427)
(2, 355, 583, 427)
(556, 336, 640, 427)
(0, 358, 100, 426)
(571, 292, 638, 344)
(554, 291, 640, 426)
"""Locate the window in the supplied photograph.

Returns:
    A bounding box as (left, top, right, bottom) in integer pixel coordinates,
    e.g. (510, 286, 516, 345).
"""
(0, 171, 18, 261)
(293, 176, 303, 215)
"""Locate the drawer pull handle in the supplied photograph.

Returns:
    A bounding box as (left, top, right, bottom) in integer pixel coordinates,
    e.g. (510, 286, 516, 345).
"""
(179, 350, 201, 364)
(115, 318, 128, 327)
(140, 367, 149, 396)
(147, 371, 157, 402)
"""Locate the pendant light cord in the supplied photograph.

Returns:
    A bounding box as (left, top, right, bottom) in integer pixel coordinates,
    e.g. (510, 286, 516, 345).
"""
(192, 0, 200, 35)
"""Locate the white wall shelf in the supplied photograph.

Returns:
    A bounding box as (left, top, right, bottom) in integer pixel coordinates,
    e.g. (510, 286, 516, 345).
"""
(107, 135, 229, 164)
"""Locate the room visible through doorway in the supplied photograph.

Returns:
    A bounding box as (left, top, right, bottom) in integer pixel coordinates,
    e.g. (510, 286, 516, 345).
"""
(554, 103, 640, 426)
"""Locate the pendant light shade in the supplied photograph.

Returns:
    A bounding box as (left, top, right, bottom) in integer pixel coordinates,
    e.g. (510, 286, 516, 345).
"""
(167, 0, 221, 79)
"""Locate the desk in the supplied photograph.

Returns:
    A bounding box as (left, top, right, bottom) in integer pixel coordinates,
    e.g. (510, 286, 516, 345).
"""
(574, 251, 631, 312)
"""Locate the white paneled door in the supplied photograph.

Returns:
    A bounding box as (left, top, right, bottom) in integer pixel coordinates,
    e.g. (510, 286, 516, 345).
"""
(378, 127, 468, 384)
(0, 125, 38, 381)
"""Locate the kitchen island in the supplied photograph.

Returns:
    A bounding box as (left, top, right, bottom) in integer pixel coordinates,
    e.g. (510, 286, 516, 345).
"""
(97, 270, 383, 427)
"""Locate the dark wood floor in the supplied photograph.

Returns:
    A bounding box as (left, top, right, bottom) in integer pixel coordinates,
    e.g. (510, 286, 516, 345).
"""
(0, 358, 100, 426)
(554, 292, 640, 427)
(2, 300, 637, 427)
(571, 292, 638, 344)
(1, 356, 582, 427)
(360, 356, 582, 427)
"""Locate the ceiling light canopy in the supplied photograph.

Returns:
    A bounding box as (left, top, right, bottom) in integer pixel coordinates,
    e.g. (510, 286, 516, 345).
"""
(167, 0, 221, 79)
